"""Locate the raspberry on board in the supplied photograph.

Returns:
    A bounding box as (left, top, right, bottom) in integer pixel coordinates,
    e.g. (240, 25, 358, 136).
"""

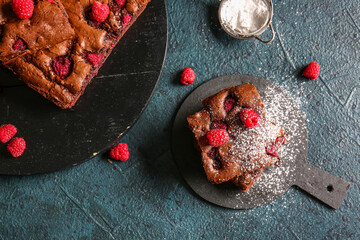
(92, 1, 109, 23)
(206, 129, 229, 147)
(0, 124, 17, 143)
(180, 67, 195, 85)
(12, 0, 34, 20)
(303, 62, 320, 80)
(7, 138, 26, 158)
(110, 143, 130, 161)
(239, 108, 260, 128)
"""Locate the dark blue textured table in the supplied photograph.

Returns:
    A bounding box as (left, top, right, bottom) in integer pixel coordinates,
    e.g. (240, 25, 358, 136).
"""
(1, 0, 360, 239)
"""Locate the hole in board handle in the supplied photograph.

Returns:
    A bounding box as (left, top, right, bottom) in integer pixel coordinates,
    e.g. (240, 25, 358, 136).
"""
(327, 185, 334, 192)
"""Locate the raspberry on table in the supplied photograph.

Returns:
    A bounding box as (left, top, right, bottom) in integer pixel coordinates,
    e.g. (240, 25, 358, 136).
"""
(7, 138, 26, 158)
(239, 108, 260, 128)
(92, 1, 109, 23)
(51, 57, 72, 79)
(110, 143, 130, 161)
(206, 129, 229, 147)
(180, 67, 195, 85)
(303, 62, 320, 80)
(0, 124, 17, 143)
(12, 0, 34, 20)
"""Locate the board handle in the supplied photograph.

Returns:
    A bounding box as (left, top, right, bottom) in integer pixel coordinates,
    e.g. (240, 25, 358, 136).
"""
(295, 162, 350, 209)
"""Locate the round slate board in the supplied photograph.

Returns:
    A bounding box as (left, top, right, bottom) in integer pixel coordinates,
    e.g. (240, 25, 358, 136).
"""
(0, 0, 168, 175)
(173, 75, 351, 209)
(172, 74, 307, 209)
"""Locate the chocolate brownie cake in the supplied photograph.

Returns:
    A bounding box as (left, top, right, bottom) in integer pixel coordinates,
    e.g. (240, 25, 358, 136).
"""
(187, 84, 288, 192)
(0, 0, 151, 108)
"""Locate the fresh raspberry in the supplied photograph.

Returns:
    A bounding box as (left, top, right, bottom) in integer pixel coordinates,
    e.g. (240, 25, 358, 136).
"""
(115, 0, 126, 8)
(303, 62, 320, 80)
(86, 53, 103, 67)
(206, 129, 229, 147)
(7, 138, 26, 158)
(210, 121, 227, 130)
(240, 108, 260, 128)
(180, 67, 195, 85)
(12, 0, 34, 20)
(0, 124, 17, 143)
(47, 0, 55, 3)
(224, 96, 235, 112)
(51, 57, 72, 79)
(266, 145, 278, 157)
(92, 1, 109, 23)
(12, 39, 26, 51)
(110, 143, 129, 161)
(122, 14, 132, 28)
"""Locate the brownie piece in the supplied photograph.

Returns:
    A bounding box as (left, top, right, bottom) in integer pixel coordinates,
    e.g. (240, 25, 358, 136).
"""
(231, 167, 264, 192)
(187, 84, 287, 192)
(0, 0, 75, 62)
(4, 40, 91, 106)
(0, 0, 151, 109)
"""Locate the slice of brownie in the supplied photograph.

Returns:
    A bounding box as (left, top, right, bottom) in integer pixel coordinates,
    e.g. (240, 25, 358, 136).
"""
(4, 39, 92, 106)
(0, 0, 75, 63)
(0, 0, 151, 109)
(187, 83, 288, 192)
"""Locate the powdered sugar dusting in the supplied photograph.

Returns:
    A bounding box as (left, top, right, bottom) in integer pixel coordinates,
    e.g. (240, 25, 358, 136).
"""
(232, 83, 307, 204)
(228, 118, 282, 173)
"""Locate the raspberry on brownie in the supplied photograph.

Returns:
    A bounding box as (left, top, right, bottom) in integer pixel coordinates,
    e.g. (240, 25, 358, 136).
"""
(187, 83, 288, 192)
(0, 0, 151, 109)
